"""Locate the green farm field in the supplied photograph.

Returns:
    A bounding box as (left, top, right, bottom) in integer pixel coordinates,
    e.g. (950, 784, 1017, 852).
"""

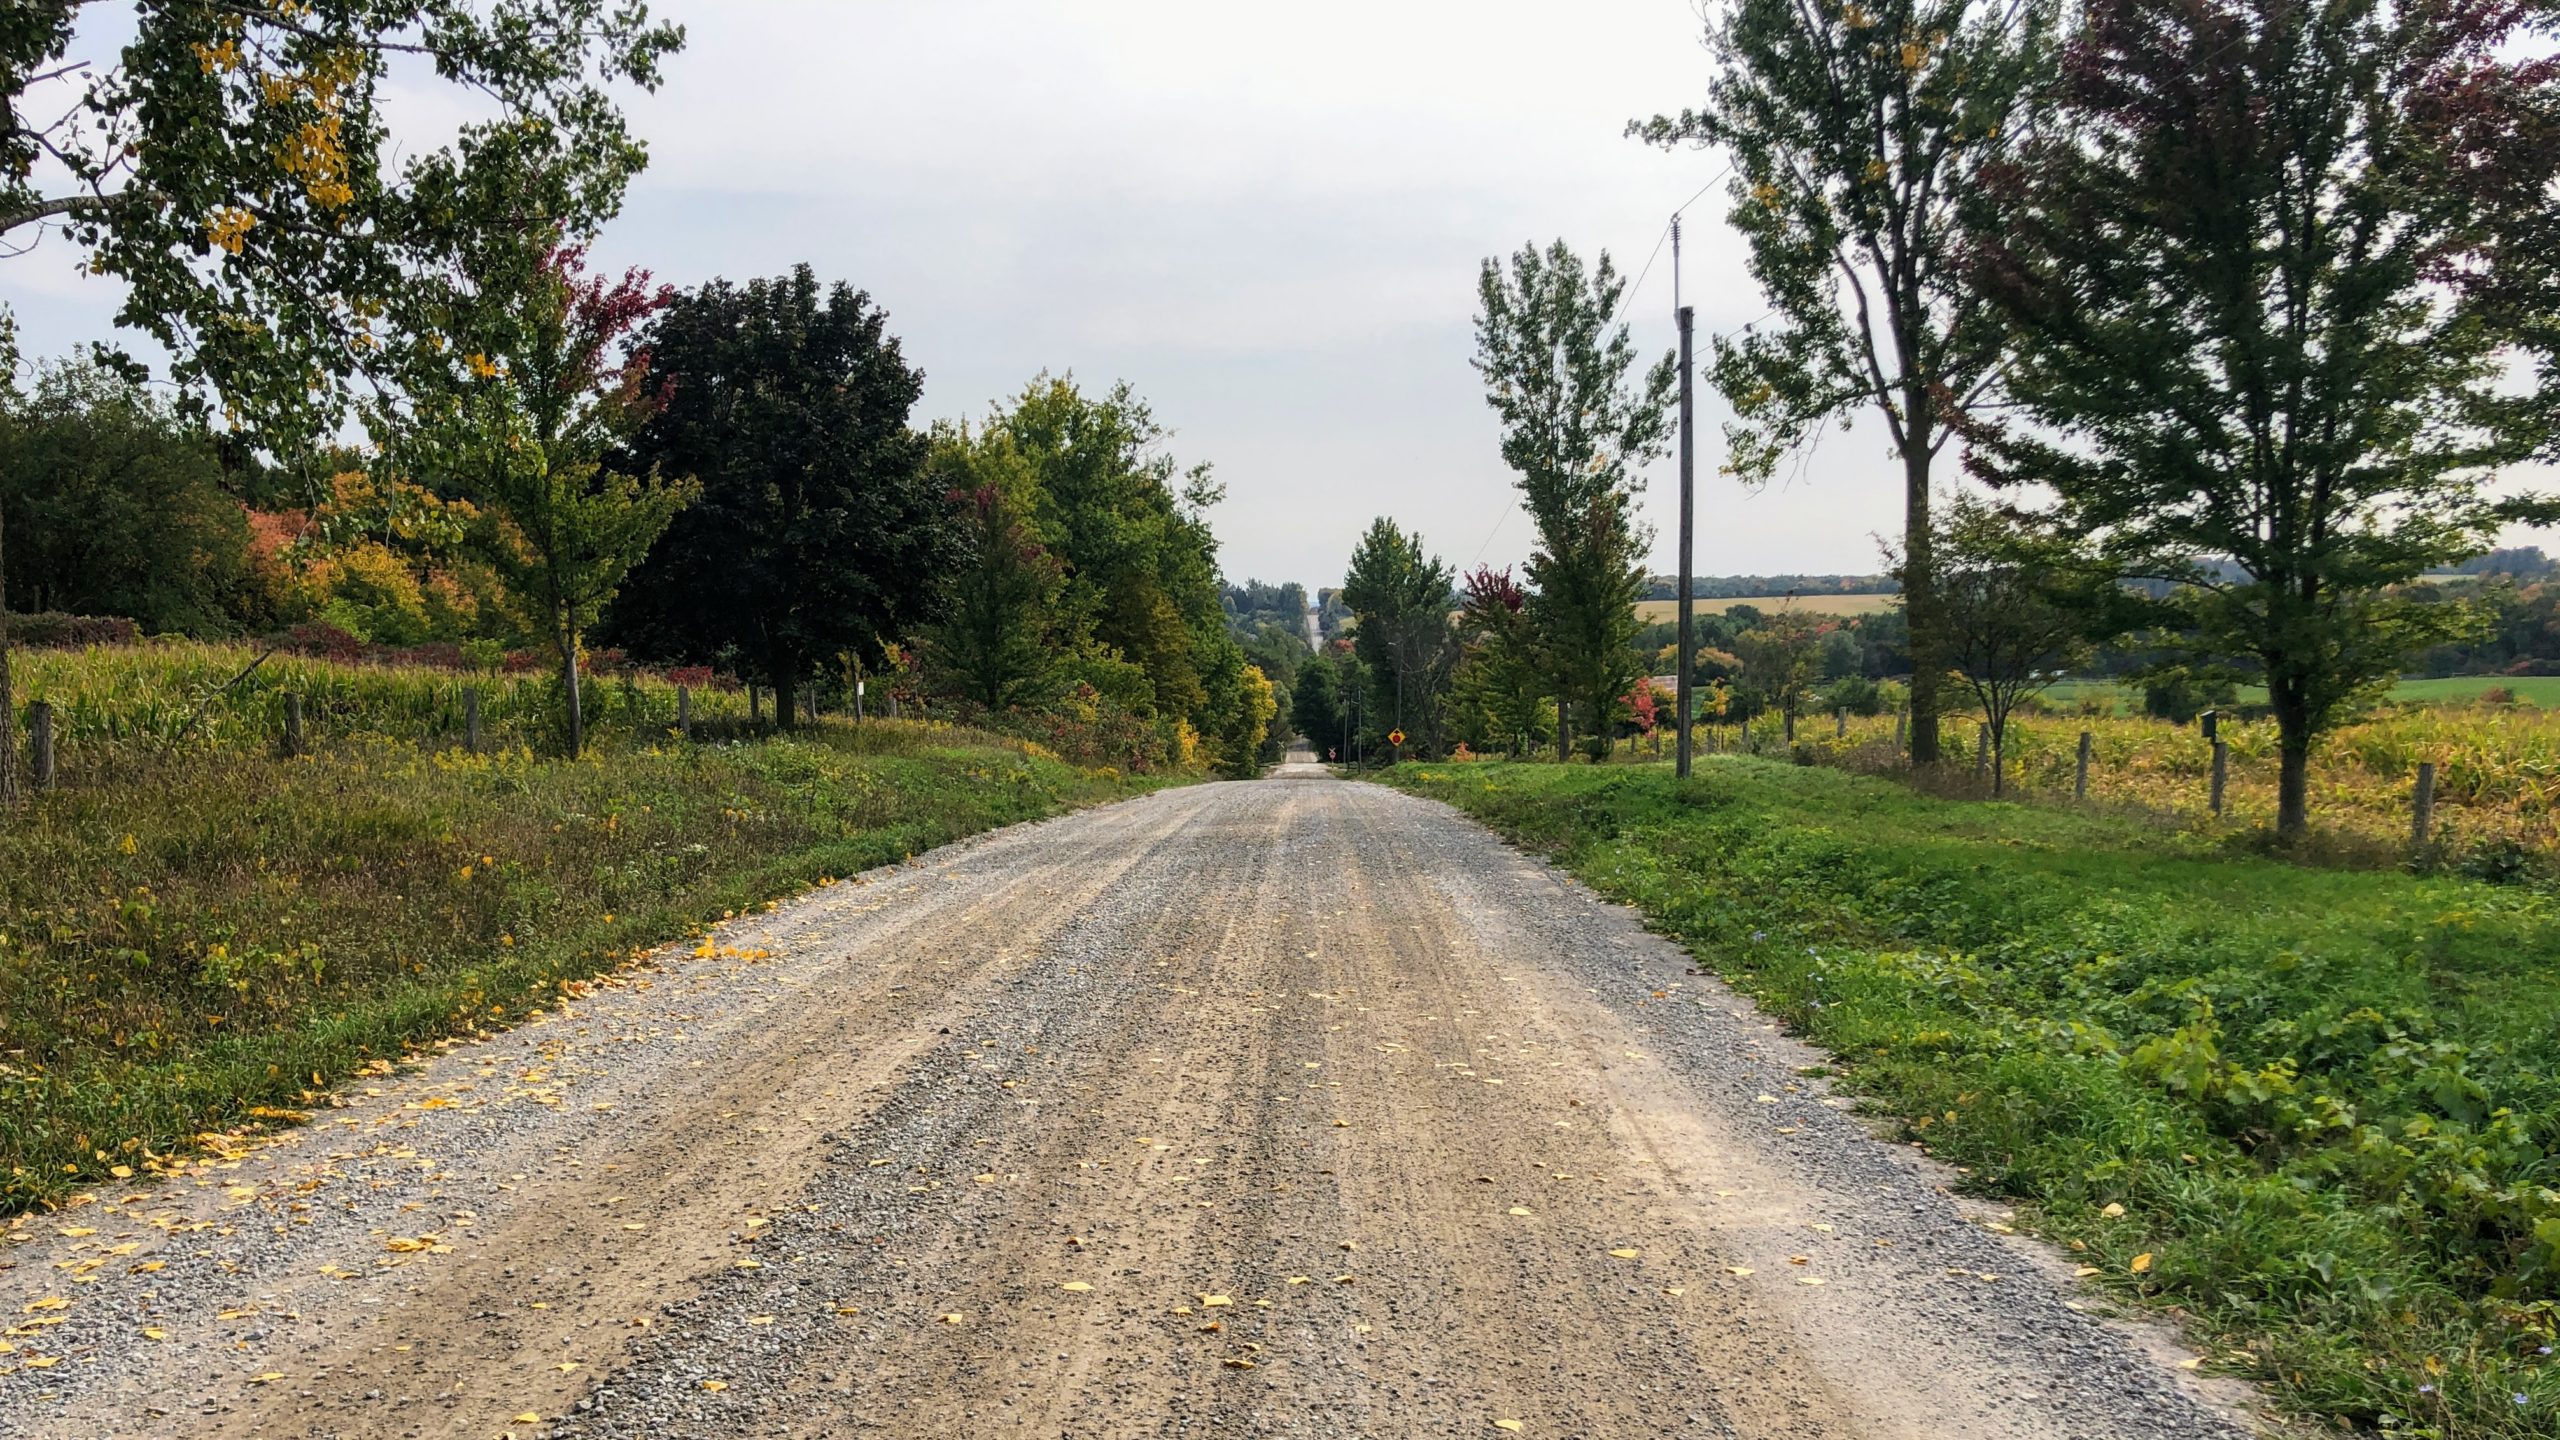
(1635, 592, 1901, 623)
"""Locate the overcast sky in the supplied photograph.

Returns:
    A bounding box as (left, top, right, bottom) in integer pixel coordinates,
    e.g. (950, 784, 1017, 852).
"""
(11, 1, 2551, 593)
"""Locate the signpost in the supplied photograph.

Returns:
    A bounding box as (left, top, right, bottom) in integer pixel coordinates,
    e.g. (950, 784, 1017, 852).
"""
(1387, 728, 1405, 762)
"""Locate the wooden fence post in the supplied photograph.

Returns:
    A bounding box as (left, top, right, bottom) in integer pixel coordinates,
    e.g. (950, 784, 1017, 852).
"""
(677, 685, 692, 741)
(2075, 730, 2093, 801)
(2412, 761, 2437, 845)
(1895, 709, 1907, 757)
(29, 700, 54, 792)
(283, 693, 304, 758)
(463, 686, 482, 755)
(1835, 708, 1847, 737)
(2210, 740, 2229, 816)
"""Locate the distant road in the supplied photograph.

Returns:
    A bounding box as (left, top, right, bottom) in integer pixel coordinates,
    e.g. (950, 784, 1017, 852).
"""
(0, 774, 2244, 1440)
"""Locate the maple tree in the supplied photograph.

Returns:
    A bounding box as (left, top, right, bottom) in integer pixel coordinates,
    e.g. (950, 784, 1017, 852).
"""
(610, 268, 950, 726)
(1968, 0, 2559, 835)
(403, 244, 693, 755)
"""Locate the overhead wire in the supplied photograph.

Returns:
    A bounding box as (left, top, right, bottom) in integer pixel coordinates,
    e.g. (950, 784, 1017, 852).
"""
(1469, 161, 1737, 569)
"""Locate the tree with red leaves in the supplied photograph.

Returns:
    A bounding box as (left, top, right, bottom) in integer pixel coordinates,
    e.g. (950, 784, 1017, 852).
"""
(407, 244, 696, 755)
(1969, 0, 2560, 837)
(1452, 565, 1552, 757)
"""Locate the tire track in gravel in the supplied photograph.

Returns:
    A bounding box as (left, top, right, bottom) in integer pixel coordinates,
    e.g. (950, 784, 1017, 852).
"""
(1, 767, 2258, 1440)
(0, 790, 1206, 1439)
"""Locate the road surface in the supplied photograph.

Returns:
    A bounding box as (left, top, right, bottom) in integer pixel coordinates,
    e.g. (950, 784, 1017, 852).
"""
(0, 762, 2250, 1439)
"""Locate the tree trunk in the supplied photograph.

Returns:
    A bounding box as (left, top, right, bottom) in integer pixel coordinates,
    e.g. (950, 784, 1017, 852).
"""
(773, 669, 799, 732)
(1555, 701, 1571, 763)
(2275, 705, 2312, 839)
(559, 609, 585, 758)
(1902, 442, 1942, 766)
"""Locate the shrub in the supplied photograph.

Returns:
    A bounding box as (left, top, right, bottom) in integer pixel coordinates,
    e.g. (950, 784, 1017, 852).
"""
(4, 612, 141, 648)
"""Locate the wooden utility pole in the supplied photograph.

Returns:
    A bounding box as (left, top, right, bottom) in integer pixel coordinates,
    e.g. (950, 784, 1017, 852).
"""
(1674, 217, 1697, 778)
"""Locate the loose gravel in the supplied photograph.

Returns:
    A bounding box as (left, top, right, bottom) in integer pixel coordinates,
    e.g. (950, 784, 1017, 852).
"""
(0, 760, 2257, 1439)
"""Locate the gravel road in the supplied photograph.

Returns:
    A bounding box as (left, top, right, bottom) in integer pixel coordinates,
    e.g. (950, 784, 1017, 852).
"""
(0, 760, 2256, 1439)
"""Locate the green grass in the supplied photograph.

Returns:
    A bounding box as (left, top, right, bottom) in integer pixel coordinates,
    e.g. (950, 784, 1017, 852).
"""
(0, 720, 1172, 1209)
(1388, 757, 2559, 1439)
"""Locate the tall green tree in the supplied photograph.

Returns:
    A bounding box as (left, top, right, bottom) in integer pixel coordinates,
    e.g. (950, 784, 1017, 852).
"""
(1290, 647, 1344, 759)
(610, 267, 951, 725)
(1634, 0, 2052, 767)
(1471, 240, 1674, 760)
(1452, 564, 1552, 757)
(1903, 494, 2107, 794)
(913, 426, 1068, 713)
(989, 376, 1232, 726)
(1340, 517, 1456, 758)
(0, 359, 255, 634)
(1970, 0, 2557, 835)
(4, 1, 680, 448)
(410, 245, 692, 755)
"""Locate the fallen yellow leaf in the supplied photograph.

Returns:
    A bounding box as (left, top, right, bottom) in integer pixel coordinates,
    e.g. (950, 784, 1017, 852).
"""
(701, 1380, 728, 1392)
(248, 1371, 284, 1384)
(1607, 1248, 1639, 1259)
(2130, 1253, 2154, 1274)
(516, 1414, 543, 1425)
(1060, 1282, 1092, 1293)
(1495, 1423, 1524, 1434)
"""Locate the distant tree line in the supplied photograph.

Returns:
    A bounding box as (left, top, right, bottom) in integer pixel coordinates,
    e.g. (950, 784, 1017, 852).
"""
(1641, 573, 1899, 600)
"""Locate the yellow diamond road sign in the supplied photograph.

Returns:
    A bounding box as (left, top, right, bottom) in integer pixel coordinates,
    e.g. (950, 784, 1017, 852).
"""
(1388, 729, 1406, 747)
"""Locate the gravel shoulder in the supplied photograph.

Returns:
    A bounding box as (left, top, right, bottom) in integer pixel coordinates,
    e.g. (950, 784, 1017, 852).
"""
(0, 764, 2258, 1439)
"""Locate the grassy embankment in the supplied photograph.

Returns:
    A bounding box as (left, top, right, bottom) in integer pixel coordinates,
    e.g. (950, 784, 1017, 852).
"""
(1389, 758, 2557, 1440)
(1, 643, 1176, 1210)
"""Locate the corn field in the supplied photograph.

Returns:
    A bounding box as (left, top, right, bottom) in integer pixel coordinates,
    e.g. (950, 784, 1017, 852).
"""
(6, 640, 752, 774)
(1680, 701, 2560, 852)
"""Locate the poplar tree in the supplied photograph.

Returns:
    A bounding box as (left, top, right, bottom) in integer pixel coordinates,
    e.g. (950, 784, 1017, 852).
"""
(1471, 240, 1675, 760)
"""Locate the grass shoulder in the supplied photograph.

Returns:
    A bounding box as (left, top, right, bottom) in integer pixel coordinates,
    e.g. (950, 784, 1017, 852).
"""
(0, 721, 1179, 1212)
(1384, 756, 2558, 1440)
